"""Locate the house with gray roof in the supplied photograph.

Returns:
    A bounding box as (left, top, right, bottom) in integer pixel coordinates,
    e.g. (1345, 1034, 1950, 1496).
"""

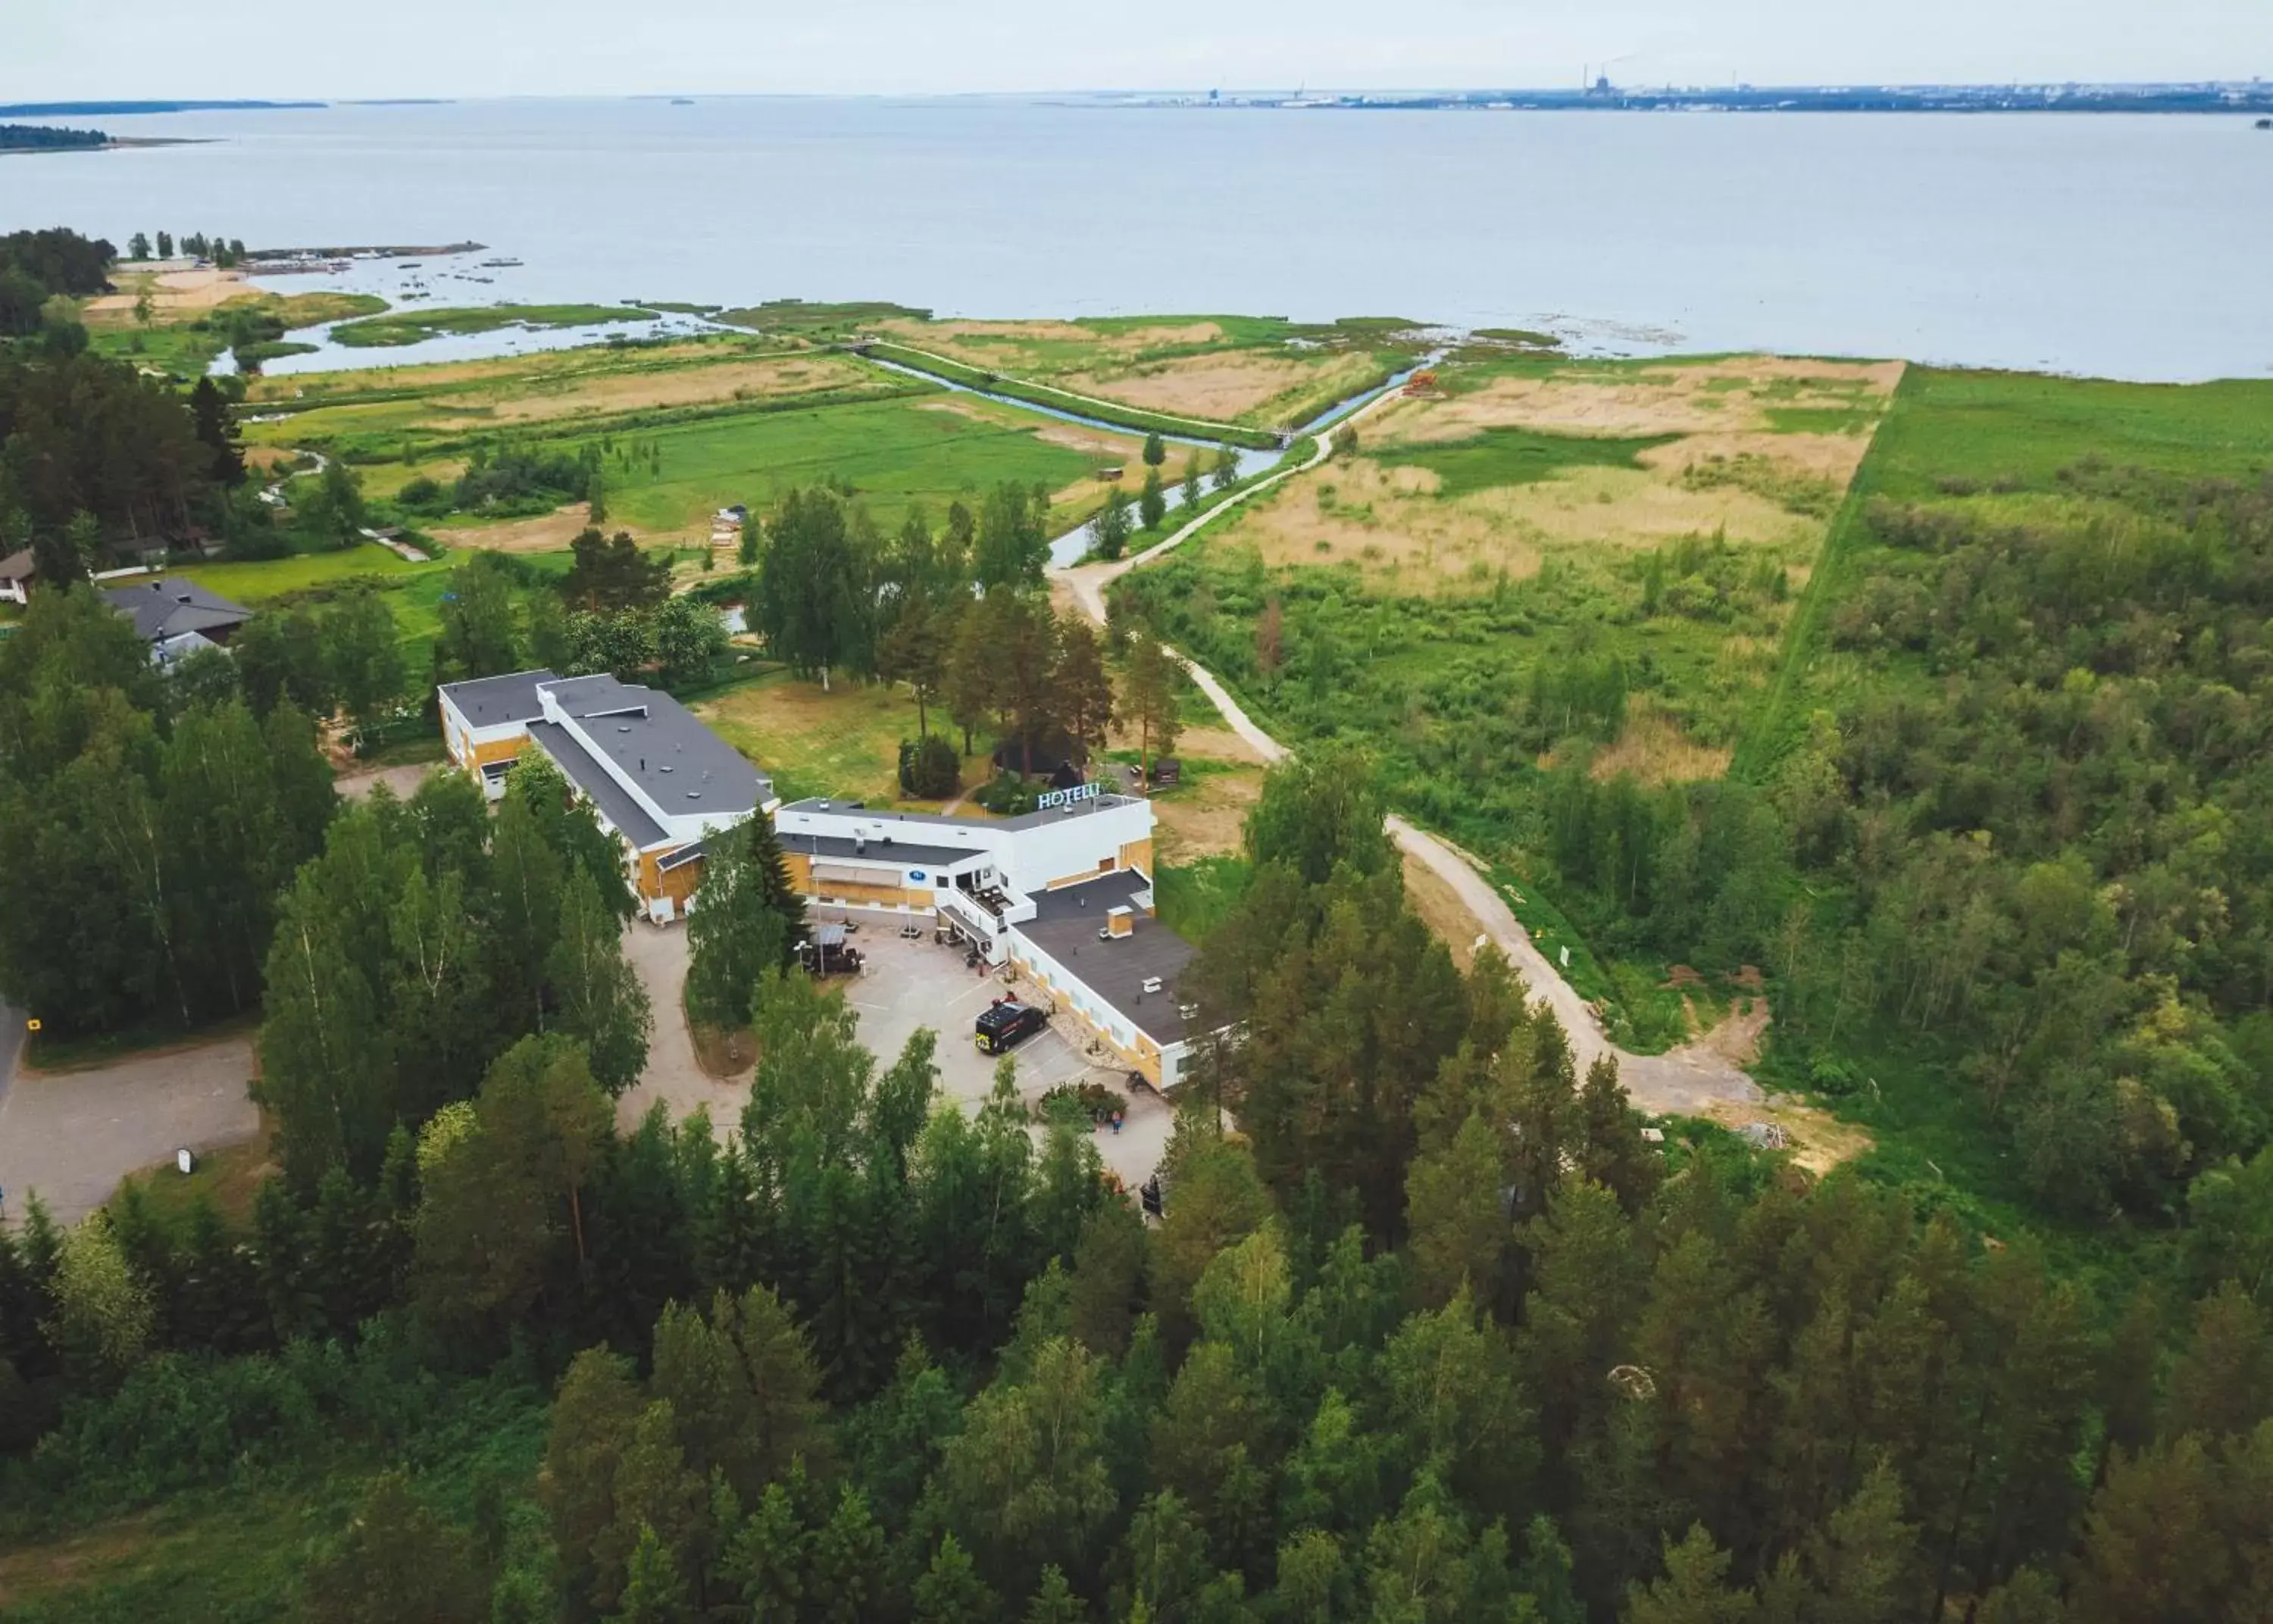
(104, 577, 255, 666)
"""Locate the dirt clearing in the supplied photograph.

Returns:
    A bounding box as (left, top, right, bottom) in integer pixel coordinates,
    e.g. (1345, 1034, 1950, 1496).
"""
(85, 265, 252, 320)
(1149, 768, 1265, 860)
(443, 505, 683, 554)
(1585, 700, 1734, 786)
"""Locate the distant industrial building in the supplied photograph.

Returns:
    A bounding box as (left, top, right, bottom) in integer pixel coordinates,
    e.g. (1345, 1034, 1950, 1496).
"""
(439, 668, 775, 921)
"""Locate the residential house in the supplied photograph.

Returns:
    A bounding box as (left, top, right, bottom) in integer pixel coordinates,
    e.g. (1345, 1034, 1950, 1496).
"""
(103, 578, 255, 667)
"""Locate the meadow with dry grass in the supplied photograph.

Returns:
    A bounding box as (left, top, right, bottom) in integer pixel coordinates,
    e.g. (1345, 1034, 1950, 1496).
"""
(1106, 348, 1902, 951)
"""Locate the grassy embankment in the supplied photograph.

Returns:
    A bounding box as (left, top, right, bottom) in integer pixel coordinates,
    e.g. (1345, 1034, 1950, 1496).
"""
(861, 311, 1428, 431)
(326, 302, 659, 348)
(861, 341, 1285, 451)
(715, 298, 1424, 435)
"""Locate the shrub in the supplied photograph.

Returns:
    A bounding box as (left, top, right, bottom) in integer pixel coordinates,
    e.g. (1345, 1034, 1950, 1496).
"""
(1037, 1080, 1128, 1124)
(899, 735, 961, 798)
(396, 476, 448, 514)
(971, 773, 1041, 816)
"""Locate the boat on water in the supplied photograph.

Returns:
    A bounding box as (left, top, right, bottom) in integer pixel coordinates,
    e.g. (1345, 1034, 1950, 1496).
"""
(671, 98, 694, 106)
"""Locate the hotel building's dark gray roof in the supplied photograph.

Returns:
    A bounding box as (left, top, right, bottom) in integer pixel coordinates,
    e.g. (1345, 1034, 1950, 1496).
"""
(1016, 870, 1196, 1046)
(549, 674, 770, 820)
(526, 720, 670, 849)
(779, 830, 986, 870)
(439, 668, 558, 728)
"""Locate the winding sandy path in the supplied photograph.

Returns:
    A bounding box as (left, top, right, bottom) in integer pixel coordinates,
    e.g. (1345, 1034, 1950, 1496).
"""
(1050, 382, 1762, 1118)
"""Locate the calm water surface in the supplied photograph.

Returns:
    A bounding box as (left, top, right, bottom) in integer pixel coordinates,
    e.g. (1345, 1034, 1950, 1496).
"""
(5, 98, 2269, 380)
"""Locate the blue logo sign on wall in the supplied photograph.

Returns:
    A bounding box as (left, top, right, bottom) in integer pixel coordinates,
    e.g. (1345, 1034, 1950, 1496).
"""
(908, 871, 926, 882)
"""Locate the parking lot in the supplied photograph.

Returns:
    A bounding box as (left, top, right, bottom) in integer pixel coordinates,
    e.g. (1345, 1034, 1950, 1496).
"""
(0, 1034, 259, 1227)
(824, 917, 1175, 1190)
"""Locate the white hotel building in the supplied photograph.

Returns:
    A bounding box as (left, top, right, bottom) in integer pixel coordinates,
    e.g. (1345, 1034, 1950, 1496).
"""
(773, 789, 1203, 1088)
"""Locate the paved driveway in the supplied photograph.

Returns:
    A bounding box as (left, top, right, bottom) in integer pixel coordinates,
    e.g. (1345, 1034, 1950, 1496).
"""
(841, 926, 1173, 1189)
(0, 1036, 259, 1228)
(617, 921, 746, 1134)
(611, 915, 1175, 1189)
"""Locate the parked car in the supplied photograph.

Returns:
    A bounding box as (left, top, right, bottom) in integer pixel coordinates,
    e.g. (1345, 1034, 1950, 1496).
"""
(974, 998, 1049, 1055)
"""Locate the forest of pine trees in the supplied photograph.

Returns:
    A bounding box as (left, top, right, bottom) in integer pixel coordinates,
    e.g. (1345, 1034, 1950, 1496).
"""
(5, 754, 2272, 1622)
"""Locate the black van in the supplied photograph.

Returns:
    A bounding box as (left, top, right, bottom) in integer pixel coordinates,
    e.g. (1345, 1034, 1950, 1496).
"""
(974, 999, 1048, 1055)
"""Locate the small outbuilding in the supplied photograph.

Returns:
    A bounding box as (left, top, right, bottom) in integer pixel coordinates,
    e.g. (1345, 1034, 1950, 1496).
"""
(0, 549, 35, 606)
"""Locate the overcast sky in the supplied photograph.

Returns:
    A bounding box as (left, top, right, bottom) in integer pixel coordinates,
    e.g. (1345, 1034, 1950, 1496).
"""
(8, 0, 2267, 102)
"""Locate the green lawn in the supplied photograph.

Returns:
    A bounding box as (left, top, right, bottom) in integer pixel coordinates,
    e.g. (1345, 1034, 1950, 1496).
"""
(695, 667, 990, 807)
(582, 391, 1140, 539)
(1740, 365, 2273, 773)
(329, 302, 657, 348)
(1372, 425, 1681, 498)
(170, 545, 578, 676)
(174, 545, 446, 603)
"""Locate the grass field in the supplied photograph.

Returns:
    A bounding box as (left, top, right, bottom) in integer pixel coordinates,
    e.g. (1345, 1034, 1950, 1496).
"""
(170, 544, 577, 675)
(237, 336, 897, 455)
(1373, 424, 1682, 497)
(329, 302, 656, 348)
(174, 544, 446, 601)
(1740, 365, 2273, 774)
(695, 669, 993, 806)
(480, 389, 1143, 545)
(233, 340, 1144, 548)
(83, 282, 389, 376)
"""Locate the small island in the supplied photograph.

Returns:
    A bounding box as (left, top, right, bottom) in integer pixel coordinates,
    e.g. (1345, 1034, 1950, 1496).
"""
(0, 122, 109, 152)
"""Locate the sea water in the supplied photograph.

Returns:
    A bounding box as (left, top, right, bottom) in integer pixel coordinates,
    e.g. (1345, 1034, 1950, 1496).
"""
(5, 96, 2269, 381)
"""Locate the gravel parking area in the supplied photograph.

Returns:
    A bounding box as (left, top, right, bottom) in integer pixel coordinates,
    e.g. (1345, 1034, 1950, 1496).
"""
(0, 1036, 258, 1227)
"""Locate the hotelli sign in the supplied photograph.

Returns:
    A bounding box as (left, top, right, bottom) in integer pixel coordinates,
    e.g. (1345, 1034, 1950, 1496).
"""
(1037, 782, 1102, 810)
